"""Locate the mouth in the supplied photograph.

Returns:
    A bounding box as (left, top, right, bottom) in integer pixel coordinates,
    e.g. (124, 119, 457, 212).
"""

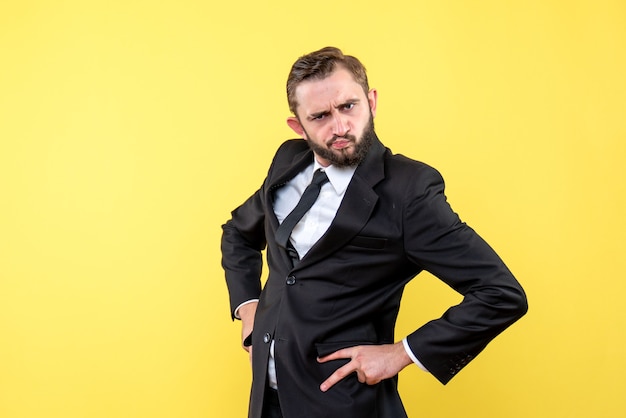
(329, 137, 353, 150)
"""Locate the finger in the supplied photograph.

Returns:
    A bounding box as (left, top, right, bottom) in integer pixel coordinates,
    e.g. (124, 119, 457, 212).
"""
(356, 369, 366, 383)
(320, 361, 355, 392)
(317, 348, 352, 363)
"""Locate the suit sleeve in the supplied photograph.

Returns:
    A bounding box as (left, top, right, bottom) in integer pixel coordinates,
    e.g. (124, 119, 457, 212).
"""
(402, 165, 528, 384)
(221, 181, 267, 320)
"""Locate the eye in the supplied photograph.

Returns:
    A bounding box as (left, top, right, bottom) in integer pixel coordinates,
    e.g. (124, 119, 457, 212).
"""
(342, 103, 355, 111)
(310, 112, 328, 121)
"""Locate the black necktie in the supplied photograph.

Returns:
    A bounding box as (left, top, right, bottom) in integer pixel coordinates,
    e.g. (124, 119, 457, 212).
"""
(275, 169, 329, 249)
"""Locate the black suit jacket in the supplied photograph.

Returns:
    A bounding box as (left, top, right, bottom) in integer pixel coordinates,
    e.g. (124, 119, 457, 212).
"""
(222, 136, 527, 418)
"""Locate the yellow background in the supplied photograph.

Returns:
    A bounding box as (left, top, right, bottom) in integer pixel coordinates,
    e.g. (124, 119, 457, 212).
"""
(1, 1, 624, 417)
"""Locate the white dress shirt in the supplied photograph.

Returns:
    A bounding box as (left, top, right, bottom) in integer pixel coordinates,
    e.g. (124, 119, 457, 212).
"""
(273, 160, 354, 259)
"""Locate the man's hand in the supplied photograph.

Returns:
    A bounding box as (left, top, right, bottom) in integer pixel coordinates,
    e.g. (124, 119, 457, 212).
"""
(317, 342, 413, 392)
(237, 302, 258, 364)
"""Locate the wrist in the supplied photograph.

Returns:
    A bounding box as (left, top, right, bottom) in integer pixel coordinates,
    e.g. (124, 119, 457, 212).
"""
(395, 341, 413, 369)
(238, 301, 258, 325)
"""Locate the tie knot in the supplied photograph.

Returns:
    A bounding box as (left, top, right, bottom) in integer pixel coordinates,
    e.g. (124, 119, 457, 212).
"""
(311, 169, 329, 187)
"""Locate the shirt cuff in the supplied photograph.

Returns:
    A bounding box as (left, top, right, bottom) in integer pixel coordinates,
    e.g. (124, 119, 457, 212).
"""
(234, 299, 259, 319)
(402, 338, 429, 373)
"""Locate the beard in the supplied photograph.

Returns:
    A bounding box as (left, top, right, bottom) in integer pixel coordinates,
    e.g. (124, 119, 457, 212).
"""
(304, 114, 376, 168)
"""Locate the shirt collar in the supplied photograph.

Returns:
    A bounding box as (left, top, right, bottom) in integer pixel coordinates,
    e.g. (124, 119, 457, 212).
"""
(313, 159, 356, 195)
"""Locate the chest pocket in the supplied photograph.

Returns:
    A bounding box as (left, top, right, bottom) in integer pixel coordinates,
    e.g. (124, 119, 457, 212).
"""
(348, 235, 387, 250)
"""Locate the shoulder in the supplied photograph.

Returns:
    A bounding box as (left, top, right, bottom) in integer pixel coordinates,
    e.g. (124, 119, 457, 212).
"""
(264, 139, 313, 181)
(267, 139, 310, 167)
(275, 138, 309, 157)
(382, 153, 459, 228)
(383, 151, 445, 192)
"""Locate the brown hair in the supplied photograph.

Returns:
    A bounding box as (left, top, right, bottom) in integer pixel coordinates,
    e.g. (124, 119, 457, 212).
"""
(286, 47, 369, 115)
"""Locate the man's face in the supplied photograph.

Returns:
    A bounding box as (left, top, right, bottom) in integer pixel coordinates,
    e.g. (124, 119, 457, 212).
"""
(287, 68, 378, 167)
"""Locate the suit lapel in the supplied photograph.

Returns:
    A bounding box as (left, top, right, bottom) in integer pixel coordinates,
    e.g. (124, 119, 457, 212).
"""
(265, 141, 314, 228)
(265, 140, 315, 267)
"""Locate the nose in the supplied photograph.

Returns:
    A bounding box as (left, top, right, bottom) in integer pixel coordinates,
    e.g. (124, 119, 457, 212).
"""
(332, 113, 349, 137)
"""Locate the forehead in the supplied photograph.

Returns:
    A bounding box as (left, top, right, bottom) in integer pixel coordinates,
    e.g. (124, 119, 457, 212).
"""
(294, 68, 366, 111)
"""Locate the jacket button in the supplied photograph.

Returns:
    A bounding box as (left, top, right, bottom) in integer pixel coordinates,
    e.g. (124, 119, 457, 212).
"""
(263, 333, 271, 343)
(286, 275, 296, 285)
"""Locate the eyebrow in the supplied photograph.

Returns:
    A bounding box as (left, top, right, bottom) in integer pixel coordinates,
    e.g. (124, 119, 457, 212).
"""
(307, 99, 360, 120)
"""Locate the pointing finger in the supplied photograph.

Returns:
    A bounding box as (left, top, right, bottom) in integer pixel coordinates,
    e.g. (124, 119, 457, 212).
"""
(319, 360, 356, 392)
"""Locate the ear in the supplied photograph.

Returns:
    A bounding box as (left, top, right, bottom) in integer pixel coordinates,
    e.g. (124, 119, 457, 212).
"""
(367, 88, 378, 118)
(287, 116, 307, 139)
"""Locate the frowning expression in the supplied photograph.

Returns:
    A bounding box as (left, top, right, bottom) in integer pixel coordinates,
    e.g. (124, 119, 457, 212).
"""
(287, 67, 378, 167)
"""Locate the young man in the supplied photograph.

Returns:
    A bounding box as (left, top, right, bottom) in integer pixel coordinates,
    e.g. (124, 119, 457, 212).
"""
(221, 47, 527, 418)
